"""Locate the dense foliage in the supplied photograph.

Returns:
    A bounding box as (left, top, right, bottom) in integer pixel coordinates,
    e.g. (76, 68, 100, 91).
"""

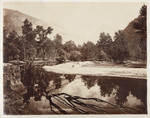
(132, 5, 147, 60)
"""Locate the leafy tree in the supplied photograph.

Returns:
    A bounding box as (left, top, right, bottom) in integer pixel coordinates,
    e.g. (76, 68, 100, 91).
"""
(22, 19, 36, 44)
(69, 50, 82, 61)
(55, 49, 67, 64)
(21, 19, 37, 61)
(53, 34, 63, 49)
(44, 39, 56, 59)
(97, 32, 112, 61)
(53, 34, 67, 63)
(80, 41, 99, 61)
(111, 30, 129, 63)
(76, 44, 82, 52)
(64, 40, 77, 53)
(3, 30, 20, 62)
(35, 25, 53, 60)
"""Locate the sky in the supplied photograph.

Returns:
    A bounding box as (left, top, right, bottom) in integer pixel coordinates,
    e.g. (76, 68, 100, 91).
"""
(3, 2, 146, 45)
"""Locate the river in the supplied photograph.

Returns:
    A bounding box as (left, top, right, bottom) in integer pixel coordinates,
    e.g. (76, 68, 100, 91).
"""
(28, 70, 147, 114)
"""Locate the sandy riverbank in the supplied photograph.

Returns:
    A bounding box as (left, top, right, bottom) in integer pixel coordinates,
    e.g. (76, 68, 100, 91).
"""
(43, 61, 146, 79)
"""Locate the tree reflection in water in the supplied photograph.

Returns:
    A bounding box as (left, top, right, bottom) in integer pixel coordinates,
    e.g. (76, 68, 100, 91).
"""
(20, 64, 147, 114)
(53, 74, 76, 89)
(64, 74, 76, 82)
(81, 75, 147, 109)
(53, 76, 62, 89)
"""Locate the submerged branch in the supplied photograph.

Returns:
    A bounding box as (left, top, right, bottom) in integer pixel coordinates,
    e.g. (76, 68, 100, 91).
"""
(46, 95, 68, 114)
(45, 92, 140, 114)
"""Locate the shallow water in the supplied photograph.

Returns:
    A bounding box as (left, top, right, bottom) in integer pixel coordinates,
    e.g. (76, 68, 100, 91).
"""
(29, 70, 147, 114)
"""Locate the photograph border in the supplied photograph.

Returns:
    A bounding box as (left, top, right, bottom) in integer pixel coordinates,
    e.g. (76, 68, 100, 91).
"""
(0, 0, 150, 118)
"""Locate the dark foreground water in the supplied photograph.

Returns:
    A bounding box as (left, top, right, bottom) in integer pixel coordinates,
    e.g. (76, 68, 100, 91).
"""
(29, 71, 147, 114)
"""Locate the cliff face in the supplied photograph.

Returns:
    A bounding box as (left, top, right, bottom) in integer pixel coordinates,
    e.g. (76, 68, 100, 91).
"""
(124, 16, 144, 60)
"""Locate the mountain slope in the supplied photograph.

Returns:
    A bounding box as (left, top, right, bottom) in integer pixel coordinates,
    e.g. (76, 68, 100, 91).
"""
(124, 16, 144, 60)
(3, 8, 68, 43)
(3, 8, 49, 35)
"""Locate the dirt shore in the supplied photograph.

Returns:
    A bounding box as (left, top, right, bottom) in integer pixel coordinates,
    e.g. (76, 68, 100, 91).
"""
(43, 61, 146, 79)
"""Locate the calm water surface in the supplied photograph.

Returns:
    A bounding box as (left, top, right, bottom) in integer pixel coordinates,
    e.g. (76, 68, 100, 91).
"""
(29, 71, 147, 114)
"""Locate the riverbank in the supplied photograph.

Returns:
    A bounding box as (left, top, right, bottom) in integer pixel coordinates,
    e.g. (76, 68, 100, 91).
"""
(43, 61, 146, 79)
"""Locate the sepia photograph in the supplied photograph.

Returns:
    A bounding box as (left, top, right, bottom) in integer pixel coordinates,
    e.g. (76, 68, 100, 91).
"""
(1, 0, 149, 116)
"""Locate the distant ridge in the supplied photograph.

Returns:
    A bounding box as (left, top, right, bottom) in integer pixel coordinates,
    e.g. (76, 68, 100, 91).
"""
(3, 8, 48, 35)
(3, 8, 68, 43)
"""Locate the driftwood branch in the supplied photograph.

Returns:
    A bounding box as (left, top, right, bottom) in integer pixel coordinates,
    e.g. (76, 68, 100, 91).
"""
(45, 92, 140, 114)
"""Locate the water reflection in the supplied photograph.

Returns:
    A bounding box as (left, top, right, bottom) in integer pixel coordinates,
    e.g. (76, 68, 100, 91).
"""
(26, 67, 147, 114)
(64, 74, 76, 82)
(53, 77, 62, 89)
(81, 76, 147, 109)
(50, 74, 76, 89)
(46, 72, 147, 112)
(82, 76, 147, 112)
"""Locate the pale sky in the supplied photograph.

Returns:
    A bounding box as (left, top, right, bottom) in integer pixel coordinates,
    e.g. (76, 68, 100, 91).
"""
(3, 2, 146, 45)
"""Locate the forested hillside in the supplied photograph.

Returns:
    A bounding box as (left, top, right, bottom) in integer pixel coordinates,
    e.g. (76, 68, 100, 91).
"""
(3, 5, 147, 63)
(124, 5, 146, 60)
